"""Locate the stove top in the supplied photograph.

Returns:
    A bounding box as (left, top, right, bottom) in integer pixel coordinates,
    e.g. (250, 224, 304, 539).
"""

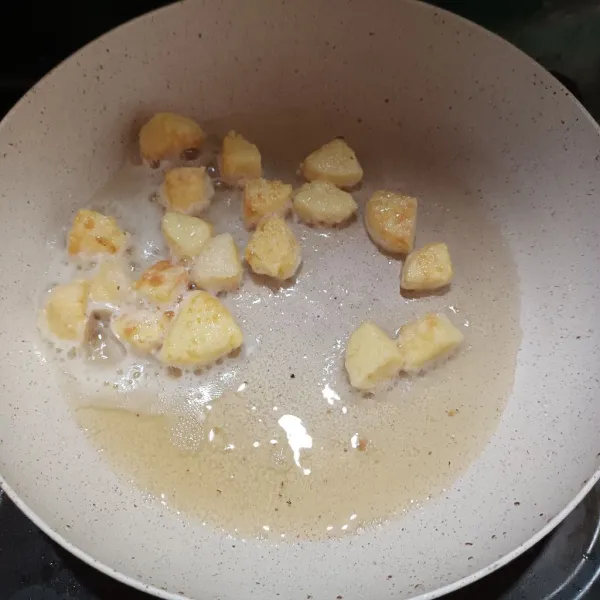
(1, 1, 600, 598)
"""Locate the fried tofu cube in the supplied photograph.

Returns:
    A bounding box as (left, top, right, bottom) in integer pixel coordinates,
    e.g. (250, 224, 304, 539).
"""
(243, 178, 292, 229)
(89, 259, 131, 306)
(43, 280, 89, 342)
(220, 131, 262, 186)
(161, 212, 212, 259)
(67, 209, 128, 257)
(191, 233, 243, 293)
(365, 191, 417, 254)
(293, 180, 358, 226)
(135, 260, 188, 305)
(401, 243, 453, 291)
(139, 112, 205, 163)
(245, 216, 301, 280)
(344, 321, 403, 390)
(161, 167, 215, 215)
(396, 313, 464, 372)
(159, 291, 243, 367)
(112, 309, 170, 354)
(300, 138, 363, 188)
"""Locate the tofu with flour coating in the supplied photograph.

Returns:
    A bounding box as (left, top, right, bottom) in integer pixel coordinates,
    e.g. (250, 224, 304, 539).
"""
(161, 212, 212, 259)
(401, 243, 453, 291)
(344, 321, 403, 390)
(112, 309, 171, 354)
(300, 138, 363, 188)
(243, 178, 292, 229)
(191, 233, 243, 293)
(67, 209, 128, 258)
(396, 313, 464, 372)
(139, 112, 205, 163)
(245, 215, 301, 281)
(159, 291, 243, 367)
(89, 259, 131, 307)
(293, 180, 358, 226)
(220, 131, 262, 187)
(42, 280, 89, 342)
(365, 191, 417, 254)
(161, 167, 214, 215)
(135, 260, 188, 305)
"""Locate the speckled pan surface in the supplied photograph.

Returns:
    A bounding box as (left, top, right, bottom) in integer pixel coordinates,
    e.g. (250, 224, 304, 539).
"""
(1, 0, 600, 598)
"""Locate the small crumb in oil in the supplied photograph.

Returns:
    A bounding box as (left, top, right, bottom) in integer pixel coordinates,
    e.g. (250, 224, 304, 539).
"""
(447, 409, 459, 417)
(167, 366, 183, 378)
(357, 439, 368, 452)
(181, 147, 200, 161)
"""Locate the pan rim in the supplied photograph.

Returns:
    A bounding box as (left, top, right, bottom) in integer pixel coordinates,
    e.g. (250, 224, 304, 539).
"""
(1, 0, 600, 598)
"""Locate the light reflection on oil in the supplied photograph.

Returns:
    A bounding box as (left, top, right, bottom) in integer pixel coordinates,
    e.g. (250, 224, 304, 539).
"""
(278, 414, 313, 476)
(322, 383, 340, 405)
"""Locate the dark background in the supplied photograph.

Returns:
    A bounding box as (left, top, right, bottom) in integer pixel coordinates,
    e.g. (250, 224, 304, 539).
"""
(0, 1, 546, 91)
(0, 0, 598, 114)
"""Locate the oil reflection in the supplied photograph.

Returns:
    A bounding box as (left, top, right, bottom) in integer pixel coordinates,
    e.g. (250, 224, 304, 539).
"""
(278, 414, 313, 475)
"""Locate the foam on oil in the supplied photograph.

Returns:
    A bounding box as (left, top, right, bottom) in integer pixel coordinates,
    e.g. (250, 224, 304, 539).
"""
(41, 111, 522, 541)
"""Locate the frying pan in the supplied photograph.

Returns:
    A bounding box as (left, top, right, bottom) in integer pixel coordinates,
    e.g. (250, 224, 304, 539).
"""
(1, 0, 600, 598)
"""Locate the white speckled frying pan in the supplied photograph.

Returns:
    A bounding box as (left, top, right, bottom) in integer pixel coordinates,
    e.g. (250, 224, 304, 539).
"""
(1, 0, 600, 598)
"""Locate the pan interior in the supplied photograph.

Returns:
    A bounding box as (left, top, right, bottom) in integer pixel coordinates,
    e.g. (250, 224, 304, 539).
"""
(38, 108, 521, 541)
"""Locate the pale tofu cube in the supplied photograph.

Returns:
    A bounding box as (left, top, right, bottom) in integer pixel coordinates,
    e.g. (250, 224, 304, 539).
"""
(43, 280, 89, 342)
(161, 167, 215, 215)
(159, 291, 243, 367)
(161, 212, 212, 259)
(365, 191, 417, 254)
(112, 309, 170, 354)
(220, 131, 262, 186)
(135, 260, 188, 305)
(245, 216, 301, 281)
(397, 313, 464, 372)
(344, 321, 403, 390)
(401, 243, 453, 291)
(293, 180, 358, 226)
(139, 112, 205, 163)
(67, 209, 128, 257)
(191, 233, 243, 293)
(243, 178, 292, 229)
(89, 259, 131, 307)
(301, 138, 363, 188)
